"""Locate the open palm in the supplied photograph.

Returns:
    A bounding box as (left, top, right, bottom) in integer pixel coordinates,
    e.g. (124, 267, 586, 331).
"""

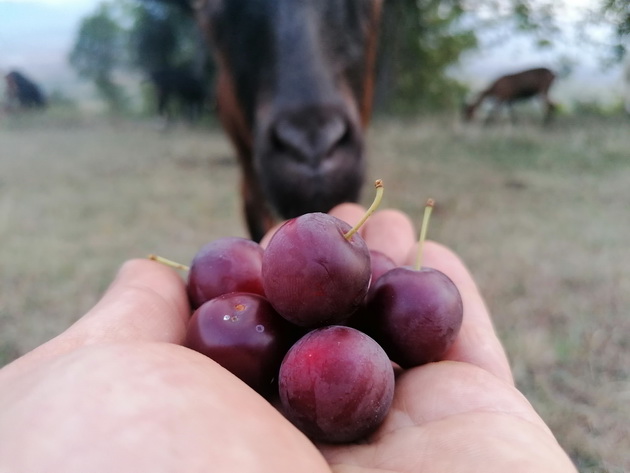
(317, 206, 575, 472)
(0, 205, 575, 472)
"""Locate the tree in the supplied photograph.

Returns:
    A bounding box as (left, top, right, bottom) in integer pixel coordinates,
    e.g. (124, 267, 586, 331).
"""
(374, 0, 566, 114)
(71, 0, 581, 115)
(69, 3, 128, 112)
(69, 0, 215, 115)
(128, 0, 205, 74)
(375, 0, 477, 113)
(600, 0, 629, 59)
(462, 0, 560, 47)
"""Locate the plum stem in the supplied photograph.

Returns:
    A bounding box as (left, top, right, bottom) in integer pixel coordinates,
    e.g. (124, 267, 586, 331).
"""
(415, 198, 435, 270)
(344, 179, 384, 240)
(148, 254, 190, 272)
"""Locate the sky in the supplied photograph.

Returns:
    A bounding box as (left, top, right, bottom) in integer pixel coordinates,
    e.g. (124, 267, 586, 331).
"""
(0, 0, 97, 94)
(454, 0, 625, 104)
(0, 0, 626, 106)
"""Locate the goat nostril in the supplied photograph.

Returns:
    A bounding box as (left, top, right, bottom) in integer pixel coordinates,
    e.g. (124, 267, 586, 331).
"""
(271, 112, 349, 164)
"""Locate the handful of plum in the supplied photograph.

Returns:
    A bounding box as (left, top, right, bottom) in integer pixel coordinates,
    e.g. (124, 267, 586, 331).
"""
(153, 182, 463, 444)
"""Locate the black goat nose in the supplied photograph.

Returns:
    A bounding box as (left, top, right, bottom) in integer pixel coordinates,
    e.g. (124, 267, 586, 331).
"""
(272, 109, 349, 166)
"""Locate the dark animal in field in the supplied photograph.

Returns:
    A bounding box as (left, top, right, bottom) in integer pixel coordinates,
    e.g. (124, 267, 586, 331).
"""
(463, 67, 557, 126)
(148, 67, 209, 123)
(196, 0, 383, 242)
(3, 70, 47, 111)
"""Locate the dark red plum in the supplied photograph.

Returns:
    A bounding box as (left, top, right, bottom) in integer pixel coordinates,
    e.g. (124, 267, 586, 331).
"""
(184, 292, 297, 397)
(345, 249, 396, 332)
(278, 325, 394, 443)
(367, 266, 463, 368)
(367, 249, 396, 292)
(262, 213, 371, 327)
(187, 237, 265, 309)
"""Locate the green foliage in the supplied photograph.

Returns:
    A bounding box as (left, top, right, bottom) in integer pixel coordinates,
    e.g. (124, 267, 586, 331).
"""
(460, 0, 560, 45)
(375, 0, 562, 114)
(602, 0, 630, 38)
(129, 5, 178, 71)
(69, 4, 125, 79)
(71, 0, 619, 116)
(46, 90, 79, 110)
(69, 0, 207, 114)
(69, 3, 128, 112)
(511, 0, 558, 38)
(127, 1, 201, 73)
(600, 0, 629, 61)
(572, 99, 627, 117)
(376, 0, 476, 114)
(94, 76, 129, 114)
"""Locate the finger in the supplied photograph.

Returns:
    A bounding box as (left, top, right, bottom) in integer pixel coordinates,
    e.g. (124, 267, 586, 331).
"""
(329, 204, 417, 266)
(406, 241, 514, 384)
(327, 202, 365, 227)
(260, 203, 368, 249)
(76, 258, 191, 342)
(390, 361, 550, 433)
(14, 259, 191, 365)
(360, 209, 416, 266)
(260, 203, 367, 249)
(259, 221, 286, 248)
(1, 343, 332, 473)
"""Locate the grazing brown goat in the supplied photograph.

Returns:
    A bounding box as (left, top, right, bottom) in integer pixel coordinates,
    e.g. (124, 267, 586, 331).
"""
(463, 67, 557, 126)
(196, 0, 383, 242)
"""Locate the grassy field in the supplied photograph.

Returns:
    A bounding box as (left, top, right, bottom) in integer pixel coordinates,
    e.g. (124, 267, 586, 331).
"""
(1, 110, 628, 472)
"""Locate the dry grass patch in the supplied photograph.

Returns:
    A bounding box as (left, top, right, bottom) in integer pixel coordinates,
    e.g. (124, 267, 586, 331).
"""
(1, 112, 628, 472)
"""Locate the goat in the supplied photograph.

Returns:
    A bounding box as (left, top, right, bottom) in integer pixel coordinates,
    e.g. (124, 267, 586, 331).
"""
(196, 0, 383, 241)
(463, 67, 557, 126)
(4, 70, 47, 111)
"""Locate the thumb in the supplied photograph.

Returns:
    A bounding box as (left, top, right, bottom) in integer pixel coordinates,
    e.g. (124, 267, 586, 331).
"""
(12, 259, 191, 367)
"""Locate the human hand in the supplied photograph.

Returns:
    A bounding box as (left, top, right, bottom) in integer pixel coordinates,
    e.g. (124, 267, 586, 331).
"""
(0, 259, 328, 472)
(317, 204, 578, 472)
(0, 204, 577, 473)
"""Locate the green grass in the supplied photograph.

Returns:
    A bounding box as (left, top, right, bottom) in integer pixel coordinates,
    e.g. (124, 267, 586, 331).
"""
(1, 110, 628, 471)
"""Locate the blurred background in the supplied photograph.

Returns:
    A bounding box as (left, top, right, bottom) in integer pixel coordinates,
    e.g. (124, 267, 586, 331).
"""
(1, 1, 629, 472)
(1, 0, 628, 116)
